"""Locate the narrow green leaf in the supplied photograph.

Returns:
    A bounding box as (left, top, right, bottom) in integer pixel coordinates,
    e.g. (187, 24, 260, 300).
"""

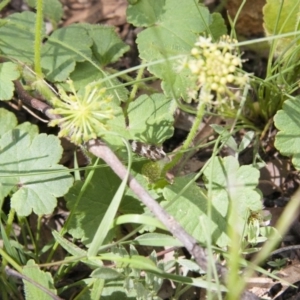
(91, 278, 105, 300)
(91, 267, 121, 279)
(0, 223, 21, 265)
(99, 254, 162, 273)
(87, 139, 132, 256)
(134, 233, 182, 247)
(52, 230, 87, 257)
(238, 131, 255, 153)
(210, 124, 238, 152)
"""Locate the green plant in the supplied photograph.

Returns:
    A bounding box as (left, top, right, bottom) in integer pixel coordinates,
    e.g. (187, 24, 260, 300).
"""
(0, 0, 300, 299)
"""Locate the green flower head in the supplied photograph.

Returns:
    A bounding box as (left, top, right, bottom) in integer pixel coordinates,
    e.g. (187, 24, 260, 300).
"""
(49, 80, 114, 145)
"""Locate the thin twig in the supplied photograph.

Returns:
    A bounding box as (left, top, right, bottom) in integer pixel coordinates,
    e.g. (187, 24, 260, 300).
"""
(14, 80, 60, 120)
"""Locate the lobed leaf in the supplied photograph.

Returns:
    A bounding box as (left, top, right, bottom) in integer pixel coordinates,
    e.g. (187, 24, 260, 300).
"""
(204, 156, 262, 240)
(126, 93, 175, 144)
(84, 24, 130, 66)
(0, 11, 43, 63)
(25, 0, 63, 28)
(41, 24, 93, 81)
(163, 175, 230, 247)
(0, 114, 73, 216)
(23, 260, 56, 300)
(128, 0, 226, 100)
(163, 157, 262, 247)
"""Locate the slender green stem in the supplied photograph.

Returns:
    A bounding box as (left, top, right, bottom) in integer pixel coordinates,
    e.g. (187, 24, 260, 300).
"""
(34, 0, 44, 77)
(35, 215, 42, 259)
(123, 65, 146, 120)
(229, 83, 250, 134)
(164, 100, 206, 172)
(230, 0, 246, 40)
(5, 208, 15, 238)
(265, 0, 283, 78)
(0, 247, 22, 273)
(129, 65, 145, 101)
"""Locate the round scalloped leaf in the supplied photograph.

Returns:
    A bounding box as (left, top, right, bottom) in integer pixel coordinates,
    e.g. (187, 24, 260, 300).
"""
(163, 157, 261, 247)
(274, 97, 300, 169)
(204, 156, 262, 216)
(41, 24, 93, 81)
(163, 174, 230, 247)
(126, 93, 175, 144)
(84, 24, 130, 66)
(0, 129, 73, 216)
(204, 156, 262, 244)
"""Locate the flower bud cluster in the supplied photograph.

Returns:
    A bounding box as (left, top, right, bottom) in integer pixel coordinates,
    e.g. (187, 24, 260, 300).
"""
(186, 35, 248, 99)
(49, 80, 114, 145)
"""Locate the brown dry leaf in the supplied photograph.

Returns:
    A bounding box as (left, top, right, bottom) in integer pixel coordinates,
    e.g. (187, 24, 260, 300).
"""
(100, 0, 127, 26)
(62, 0, 102, 25)
(62, 0, 127, 26)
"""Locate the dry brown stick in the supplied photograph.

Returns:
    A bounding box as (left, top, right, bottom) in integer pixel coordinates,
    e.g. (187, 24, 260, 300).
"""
(14, 80, 60, 120)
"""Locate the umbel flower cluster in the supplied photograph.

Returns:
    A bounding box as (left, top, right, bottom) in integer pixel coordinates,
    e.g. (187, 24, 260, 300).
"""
(49, 80, 114, 145)
(184, 35, 248, 104)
